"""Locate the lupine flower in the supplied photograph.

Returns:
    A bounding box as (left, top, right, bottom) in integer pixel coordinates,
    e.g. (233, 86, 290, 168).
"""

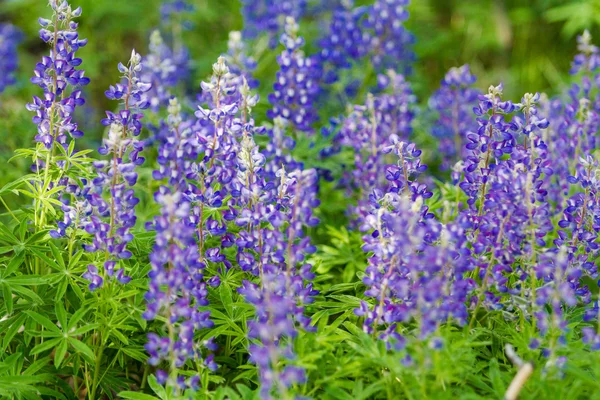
(224, 31, 258, 90)
(530, 248, 589, 369)
(237, 167, 320, 399)
(460, 84, 518, 213)
(0, 24, 22, 94)
(363, 0, 415, 75)
(317, 0, 369, 84)
(159, 0, 193, 89)
(357, 193, 472, 348)
(141, 30, 185, 112)
(241, 0, 307, 47)
(27, 1, 89, 151)
(81, 50, 150, 291)
(25, 0, 90, 236)
(570, 30, 600, 75)
(160, 0, 194, 23)
(197, 57, 321, 398)
(335, 71, 417, 222)
(267, 17, 320, 134)
(429, 65, 480, 169)
(144, 99, 215, 391)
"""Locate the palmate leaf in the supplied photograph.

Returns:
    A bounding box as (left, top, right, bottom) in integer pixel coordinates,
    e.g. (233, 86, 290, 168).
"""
(146, 374, 168, 400)
(1, 313, 27, 351)
(68, 338, 95, 362)
(0, 374, 54, 396)
(53, 339, 68, 368)
(119, 392, 160, 400)
(24, 311, 61, 335)
(29, 337, 62, 356)
(1, 283, 12, 315)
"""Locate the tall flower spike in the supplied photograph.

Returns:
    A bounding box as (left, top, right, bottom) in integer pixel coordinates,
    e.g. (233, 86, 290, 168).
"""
(335, 71, 417, 223)
(144, 97, 216, 394)
(241, 0, 307, 47)
(160, 0, 193, 81)
(460, 83, 518, 213)
(429, 65, 480, 169)
(357, 193, 471, 349)
(267, 17, 320, 134)
(237, 168, 320, 399)
(224, 31, 259, 90)
(363, 0, 415, 75)
(141, 30, 181, 112)
(318, 0, 369, 84)
(0, 24, 22, 94)
(26, 1, 89, 231)
(81, 50, 151, 291)
(28, 1, 89, 150)
(570, 30, 600, 75)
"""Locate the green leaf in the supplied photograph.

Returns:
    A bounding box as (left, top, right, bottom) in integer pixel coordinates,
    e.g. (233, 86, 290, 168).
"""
(25, 229, 50, 244)
(121, 346, 147, 363)
(2, 283, 12, 315)
(24, 311, 62, 334)
(67, 306, 90, 330)
(220, 283, 234, 317)
(23, 357, 52, 376)
(54, 339, 68, 368)
(118, 392, 160, 400)
(55, 301, 67, 329)
(3, 252, 25, 277)
(147, 374, 168, 399)
(68, 338, 95, 361)
(2, 313, 27, 351)
(6, 275, 49, 285)
(71, 323, 100, 336)
(10, 284, 43, 303)
(29, 248, 64, 272)
(30, 337, 62, 355)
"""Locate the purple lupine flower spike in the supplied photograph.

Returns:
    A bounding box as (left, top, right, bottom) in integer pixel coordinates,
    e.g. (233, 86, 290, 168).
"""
(141, 30, 185, 112)
(27, 1, 89, 152)
(267, 17, 321, 135)
(429, 65, 480, 169)
(80, 50, 150, 291)
(0, 24, 22, 94)
(364, 0, 415, 75)
(318, 0, 369, 84)
(241, 0, 307, 48)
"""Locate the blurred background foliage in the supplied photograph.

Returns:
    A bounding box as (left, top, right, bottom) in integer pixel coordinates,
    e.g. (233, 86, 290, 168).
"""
(0, 0, 598, 185)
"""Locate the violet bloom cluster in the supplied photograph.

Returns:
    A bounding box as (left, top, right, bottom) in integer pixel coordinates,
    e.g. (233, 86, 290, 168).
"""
(141, 30, 186, 112)
(355, 141, 472, 350)
(81, 50, 151, 291)
(529, 154, 600, 358)
(364, 0, 415, 75)
(158, 0, 193, 90)
(570, 30, 600, 75)
(459, 84, 519, 212)
(0, 24, 22, 94)
(236, 166, 320, 399)
(267, 17, 321, 134)
(177, 56, 319, 397)
(540, 32, 600, 211)
(160, 0, 194, 23)
(224, 31, 258, 90)
(429, 65, 480, 169)
(457, 90, 556, 316)
(335, 71, 416, 222)
(144, 98, 216, 393)
(317, 0, 369, 84)
(27, 1, 89, 151)
(240, 0, 307, 47)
